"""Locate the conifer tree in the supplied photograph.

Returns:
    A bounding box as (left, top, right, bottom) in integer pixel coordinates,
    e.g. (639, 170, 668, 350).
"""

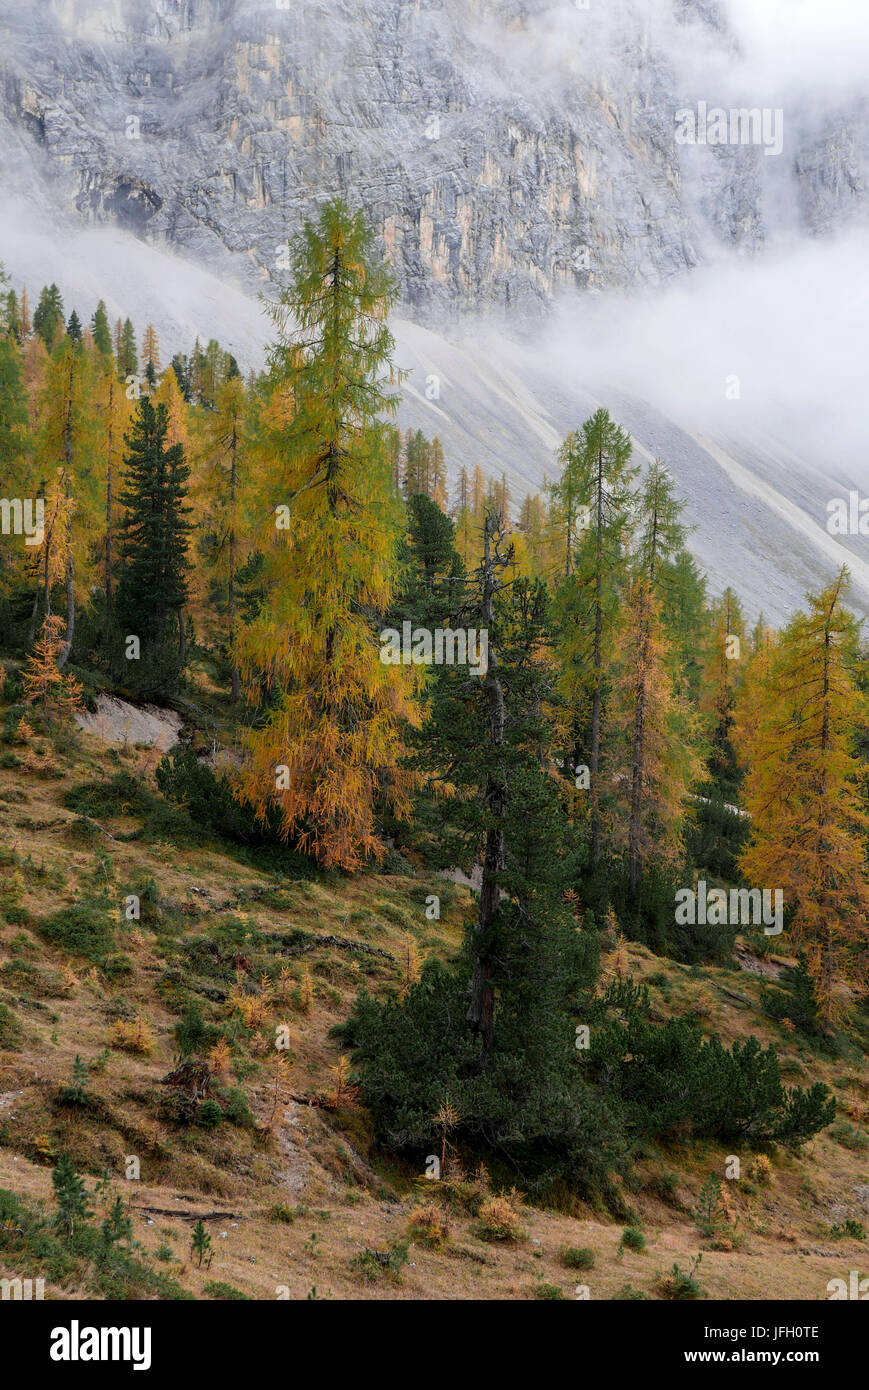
(141, 323, 161, 374)
(94, 358, 132, 621)
(117, 318, 138, 379)
(0, 331, 27, 469)
(736, 569, 869, 1019)
(33, 284, 64, 349)
(199, 374, 249, 700)
(700, 586, 746, 797)
(606, 575, 702, 902)
(21, 613, 84, 716)
(52, 1154, 92, 1239)
(236, 200, 421, 869)
(19, 287, 31, 340)
(553, 409, 637, 871)
(3, 288, 21, 342)
(115, 397, 192, 691)
(91, 300, 113, 356)
(37, 337, 100, 666)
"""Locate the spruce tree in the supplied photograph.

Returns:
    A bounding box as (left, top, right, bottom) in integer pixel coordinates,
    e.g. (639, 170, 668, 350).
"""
(33, 283, 64, 349)
(118, 318, 138, 379)
(52, 1153, 92, 1239)
(115, 397, 192, 692)
(91, 300, 113, 356)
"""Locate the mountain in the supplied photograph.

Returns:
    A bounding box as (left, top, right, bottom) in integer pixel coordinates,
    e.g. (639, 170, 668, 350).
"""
(1, 0, 868, 621)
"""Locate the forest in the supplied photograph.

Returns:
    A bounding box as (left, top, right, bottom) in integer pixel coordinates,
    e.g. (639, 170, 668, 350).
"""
(0, 201, 867, 1301)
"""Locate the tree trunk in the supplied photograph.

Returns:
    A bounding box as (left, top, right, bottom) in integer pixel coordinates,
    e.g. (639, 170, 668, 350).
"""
(628, 604, 650, 900)
(58, 357, 75, 670)
(467, 513, 506, 1062)
(177, 607, 187, 671)
(105, 374, 114, 620)
(228, 422, 240, 702)
(590, 445, 604, 868)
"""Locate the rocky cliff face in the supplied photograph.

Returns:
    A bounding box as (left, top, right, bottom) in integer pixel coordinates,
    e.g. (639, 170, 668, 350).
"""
(1, 0, 866, 319)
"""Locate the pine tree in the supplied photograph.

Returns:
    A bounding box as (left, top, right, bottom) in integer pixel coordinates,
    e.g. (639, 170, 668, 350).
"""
(3, 288, 21, 342)
(191, 1218, 212, 1267)
(118, 318, 138, 379)
(115, 397, 192, 691)
(52, 1154, 92, 1239)
(700, 586, 746, 798)
(66, 310, 83, 344)
(101, 1194, 133, 1246)
(736, 569, 869, 1020)
(91, 300, 113, 356)
(236, 200, 420, 870)
(170, 352, 191, 401)
(33, 283, 64, 349)
(0, 330, 27, 467)
(0, 328, 27, 605)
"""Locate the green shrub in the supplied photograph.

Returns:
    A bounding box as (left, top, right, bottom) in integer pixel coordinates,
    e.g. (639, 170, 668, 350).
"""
(156, 746, 273, 845)
(621, 1227, 646, 1252)
(762, 954, 821, 1035)
(588, 1010, 835, 1146)
(197, 1099, 223, 1128)
(831, 1219, 866, 1240)
(36, 898, 114, 961)
(221, 1086, 253, 1128)
(659, 1254, 704, 1300)
(0, 1002, 23, 1049)
(533, 1282, 566, 1300)
(0, 1183, 190, 1300)
(561, 1246, 595, 1270)
(350, 1238, 409, 1283)
(203, 1280, 251, 1299)
(829, 1121, 868, 1152)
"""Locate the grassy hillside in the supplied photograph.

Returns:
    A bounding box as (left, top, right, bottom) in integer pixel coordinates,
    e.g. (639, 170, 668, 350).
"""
(0, 699, 867, 1303)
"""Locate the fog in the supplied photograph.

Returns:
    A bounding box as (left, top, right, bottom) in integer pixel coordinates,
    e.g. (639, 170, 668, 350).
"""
(465, 0, 869, 482)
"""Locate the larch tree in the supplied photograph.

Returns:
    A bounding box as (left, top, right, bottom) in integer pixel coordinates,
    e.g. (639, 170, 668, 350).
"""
(553, 409, 637, 870)
(199, 374, 249, 700)
(36, 335, 100, 666)
(236, 199, 422, 871)
(93, 353, 133, 622)
(606, 575, 703, 902)
(736, 568, 869, 1020)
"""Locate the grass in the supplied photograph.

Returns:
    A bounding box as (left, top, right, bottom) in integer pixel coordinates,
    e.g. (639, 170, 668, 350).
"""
(0, 707, 865, 1301)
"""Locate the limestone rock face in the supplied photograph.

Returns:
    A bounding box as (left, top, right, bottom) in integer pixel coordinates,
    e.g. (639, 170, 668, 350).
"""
(1, 0, 866, 319)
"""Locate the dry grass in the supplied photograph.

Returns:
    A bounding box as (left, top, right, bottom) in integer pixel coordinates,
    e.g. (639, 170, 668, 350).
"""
(0, 721, 867, 1300)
